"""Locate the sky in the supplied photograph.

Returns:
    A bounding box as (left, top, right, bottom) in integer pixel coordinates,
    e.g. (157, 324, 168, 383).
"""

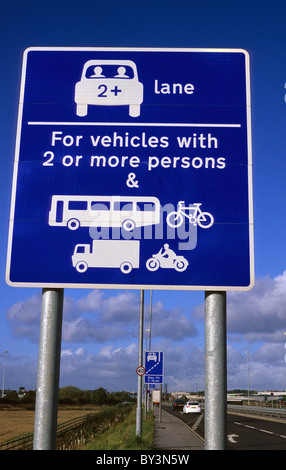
(1, 0, 286, 394)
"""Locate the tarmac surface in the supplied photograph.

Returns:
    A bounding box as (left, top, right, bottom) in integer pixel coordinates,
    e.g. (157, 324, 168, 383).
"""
(153, 406, 204, 450)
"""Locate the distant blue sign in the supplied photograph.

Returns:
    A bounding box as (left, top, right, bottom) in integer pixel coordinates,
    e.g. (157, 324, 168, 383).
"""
(6, 48, 254, 290)
(144, 351, 164, 384)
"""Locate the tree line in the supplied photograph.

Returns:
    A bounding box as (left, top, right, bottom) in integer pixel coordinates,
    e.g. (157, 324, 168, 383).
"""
(1, 386, 136, 406)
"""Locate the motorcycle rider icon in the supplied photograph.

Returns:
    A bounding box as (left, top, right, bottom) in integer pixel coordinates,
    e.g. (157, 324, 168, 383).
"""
(146, 244, 189, 272)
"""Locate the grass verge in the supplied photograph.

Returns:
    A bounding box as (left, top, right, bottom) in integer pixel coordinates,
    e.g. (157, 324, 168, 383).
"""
(80, 406, 154, 450)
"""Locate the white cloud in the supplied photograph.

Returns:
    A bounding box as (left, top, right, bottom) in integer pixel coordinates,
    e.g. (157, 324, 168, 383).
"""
(75, 347, 85, 356)
(151, 301, 198, 340)
(228, 271, 286, 342)
(192, 272, 286, 344)
(6, 289, 198, 344)
(77, 290, 104, 312)
(5, 272, 286, 391)
(61, 349, 73, 356)
(6, 293, 42, 342)
(227, 342, 286, 391)
(59, 343, 139, 390)
(6, 293, 41, 324)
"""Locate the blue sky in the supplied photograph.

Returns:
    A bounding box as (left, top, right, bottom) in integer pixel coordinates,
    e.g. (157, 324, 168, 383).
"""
(1, 0, 286, 393)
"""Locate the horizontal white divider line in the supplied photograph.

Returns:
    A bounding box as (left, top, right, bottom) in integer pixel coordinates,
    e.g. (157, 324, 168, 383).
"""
(28, 121, 241, 128)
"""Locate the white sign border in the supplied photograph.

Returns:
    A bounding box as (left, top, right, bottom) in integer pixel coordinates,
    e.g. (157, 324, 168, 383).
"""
(6, 47, 254, 291)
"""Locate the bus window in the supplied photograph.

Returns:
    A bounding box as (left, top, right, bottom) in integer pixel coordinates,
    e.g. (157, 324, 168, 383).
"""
(136, 202, 156, 212)
(68, 200, 88, 211)
(55, 200, 64, 223)
(91, 201, 110, 210)
(113, 201, 133, 211)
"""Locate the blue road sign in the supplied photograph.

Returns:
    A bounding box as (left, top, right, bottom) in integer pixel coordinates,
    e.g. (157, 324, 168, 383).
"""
(144, 351, 164, 384)
(6, 47, 254, 290)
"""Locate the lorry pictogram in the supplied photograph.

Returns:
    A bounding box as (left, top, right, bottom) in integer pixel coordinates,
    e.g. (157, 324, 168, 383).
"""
(72, 240, 139, 274)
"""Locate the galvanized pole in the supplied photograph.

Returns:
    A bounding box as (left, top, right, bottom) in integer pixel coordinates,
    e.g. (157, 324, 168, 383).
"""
(147, 290, 153, 413)
(204, 291, 227, 450)
(149, 290, 152, 351)
(245, 351, 250, 405)
(33, 288, 64, 450)
(136, 290, 144, 436)
(144, 384, 147, 419)
(159, 383, 162, 423)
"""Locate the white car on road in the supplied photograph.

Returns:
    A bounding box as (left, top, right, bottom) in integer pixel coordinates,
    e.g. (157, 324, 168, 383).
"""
(183, 401, 201, 414)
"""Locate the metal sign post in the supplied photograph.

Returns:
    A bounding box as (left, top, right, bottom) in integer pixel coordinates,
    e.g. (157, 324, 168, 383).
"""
(33, 288, 64, 450)
(159, 384, 162, 423)
(136, 290, 144, 437)
(204, 291, 227, 450)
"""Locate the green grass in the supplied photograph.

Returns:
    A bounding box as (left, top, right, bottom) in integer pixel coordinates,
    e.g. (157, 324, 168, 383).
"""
(81, 406, 154, 450)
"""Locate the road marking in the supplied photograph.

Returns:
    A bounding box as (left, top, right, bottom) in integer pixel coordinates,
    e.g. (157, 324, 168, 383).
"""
(192, 414, 203, 430)
(228, 434, 239, 443)
(233, 420, 286, 440)
(259, 429, 274, 434)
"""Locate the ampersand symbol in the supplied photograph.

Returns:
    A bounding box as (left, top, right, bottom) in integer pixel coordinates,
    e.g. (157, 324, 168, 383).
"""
(126, 172, 139, 188)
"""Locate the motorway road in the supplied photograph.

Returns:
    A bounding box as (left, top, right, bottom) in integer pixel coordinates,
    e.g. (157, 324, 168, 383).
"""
(163, 406, 286, 450)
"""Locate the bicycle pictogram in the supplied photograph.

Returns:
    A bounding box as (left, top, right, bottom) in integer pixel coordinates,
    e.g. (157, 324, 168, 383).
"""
(167, 201, 214, 229)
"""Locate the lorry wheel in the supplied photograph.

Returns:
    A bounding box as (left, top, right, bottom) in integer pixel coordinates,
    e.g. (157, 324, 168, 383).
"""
(120, 262, 132, 274)
(75, 261, 88, 273)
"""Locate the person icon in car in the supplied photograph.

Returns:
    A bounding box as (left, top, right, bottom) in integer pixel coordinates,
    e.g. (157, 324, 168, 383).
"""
(91, 66, 105, 77)
(115, 66, 129, 78)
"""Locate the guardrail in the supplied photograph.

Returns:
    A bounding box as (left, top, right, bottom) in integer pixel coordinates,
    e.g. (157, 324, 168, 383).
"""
(227, 404, 286, 419)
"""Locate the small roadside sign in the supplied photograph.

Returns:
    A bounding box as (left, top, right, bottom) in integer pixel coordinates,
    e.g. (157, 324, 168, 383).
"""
(144, 351, 164, 384)
(136, 366, 146, 376)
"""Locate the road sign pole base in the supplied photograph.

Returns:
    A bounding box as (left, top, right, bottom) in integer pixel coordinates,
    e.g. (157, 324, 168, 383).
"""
(33, 288, 64, 450)
(204, 291, 227, 450)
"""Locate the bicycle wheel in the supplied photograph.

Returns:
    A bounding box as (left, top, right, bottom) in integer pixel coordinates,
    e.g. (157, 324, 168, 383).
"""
(197, 212, 214, 228)
(166, 211, 184, 228)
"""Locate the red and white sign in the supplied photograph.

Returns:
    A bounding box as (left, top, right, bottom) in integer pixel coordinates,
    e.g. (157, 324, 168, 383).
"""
(136, 366, 146, 376)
